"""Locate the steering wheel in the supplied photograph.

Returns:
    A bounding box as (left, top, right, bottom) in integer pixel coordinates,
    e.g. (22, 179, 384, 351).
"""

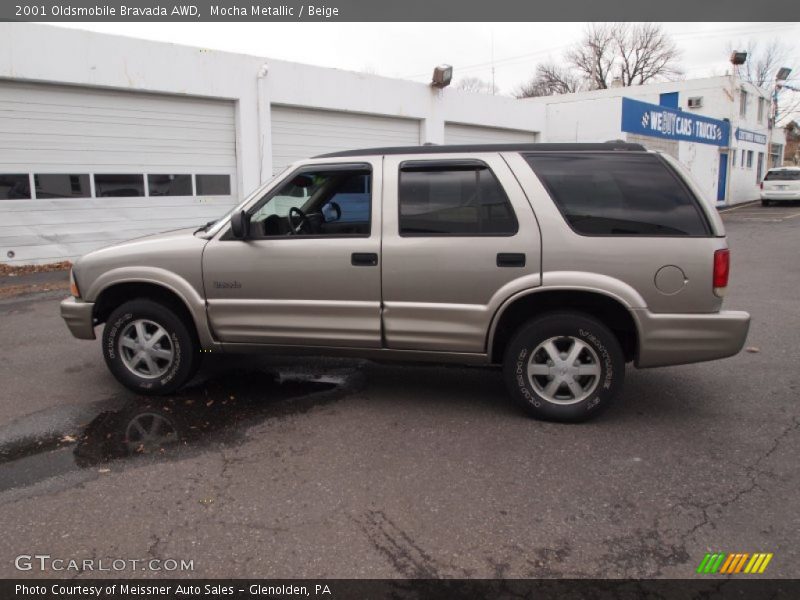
(287, 206, 309, 235)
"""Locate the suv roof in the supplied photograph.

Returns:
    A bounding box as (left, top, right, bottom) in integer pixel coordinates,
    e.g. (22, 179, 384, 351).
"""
(315, 141, 647, 159)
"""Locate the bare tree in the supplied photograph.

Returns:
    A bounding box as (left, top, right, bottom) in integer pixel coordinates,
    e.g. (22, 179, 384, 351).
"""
(614, 23, 683, 86)
(515, 62, 583, 98)
(517, 22, 683, 97)
(733, 40, 793, 88)
(456, 76, 498, 95)
(566, 23, 618, 89)
(730, 40, 800, 125)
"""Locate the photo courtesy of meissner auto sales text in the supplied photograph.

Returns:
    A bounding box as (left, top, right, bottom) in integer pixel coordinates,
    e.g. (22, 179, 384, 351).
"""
(0, 1, 798, 598)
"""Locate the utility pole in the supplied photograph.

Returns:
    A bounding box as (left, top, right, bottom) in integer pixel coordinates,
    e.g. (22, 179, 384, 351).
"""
(769, 67, 793, 168)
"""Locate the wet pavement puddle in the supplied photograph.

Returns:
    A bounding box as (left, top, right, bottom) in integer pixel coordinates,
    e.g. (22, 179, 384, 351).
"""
(0, 367, 358, 493)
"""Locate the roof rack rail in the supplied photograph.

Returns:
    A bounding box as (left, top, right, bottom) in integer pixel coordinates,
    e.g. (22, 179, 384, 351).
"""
(315, 142, 647, 158)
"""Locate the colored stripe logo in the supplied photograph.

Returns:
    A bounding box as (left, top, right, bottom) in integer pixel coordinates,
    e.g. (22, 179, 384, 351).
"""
(696, 552, 773, 574)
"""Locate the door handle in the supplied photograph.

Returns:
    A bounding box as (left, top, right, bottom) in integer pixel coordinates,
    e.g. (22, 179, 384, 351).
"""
(497, 253, 526, 268)
(351, 252, 379, 266)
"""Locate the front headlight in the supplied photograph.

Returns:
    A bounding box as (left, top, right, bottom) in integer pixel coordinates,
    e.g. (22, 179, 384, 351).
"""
(69, 268, 81, 298)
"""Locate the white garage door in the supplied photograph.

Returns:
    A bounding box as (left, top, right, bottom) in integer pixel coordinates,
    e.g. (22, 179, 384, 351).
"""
(444, 122, 537, 145)
(0, 81, 237, 264)
(271, 106, 421, 174)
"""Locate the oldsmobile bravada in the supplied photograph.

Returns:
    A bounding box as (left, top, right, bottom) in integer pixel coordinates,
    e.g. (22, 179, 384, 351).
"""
(61, 143, 750, 421)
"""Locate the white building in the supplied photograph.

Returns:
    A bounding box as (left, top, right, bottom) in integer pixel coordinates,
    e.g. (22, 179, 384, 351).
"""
(525, 76, 785, 206)
(0, 23, 543, 264)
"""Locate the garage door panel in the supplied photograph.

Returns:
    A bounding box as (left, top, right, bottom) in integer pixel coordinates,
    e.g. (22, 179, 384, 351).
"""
(1, 106, 233, 130)
(1, 82, 234, 121)
(1, 150, 236, 171)
(271, 105, 420, 174)
(0, 203, 226, 227)
(0, 81, 238, 264)
(444, 122, 537, 145)
(1, 119, 233, 141)
(0, 82, 236, 173)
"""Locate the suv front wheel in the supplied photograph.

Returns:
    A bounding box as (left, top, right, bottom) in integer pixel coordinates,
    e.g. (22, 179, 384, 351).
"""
(102, 299, 199, 395)
(503, 311, 624, 422)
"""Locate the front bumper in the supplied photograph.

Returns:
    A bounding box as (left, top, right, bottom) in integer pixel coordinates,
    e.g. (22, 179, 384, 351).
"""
(60, 297, 96, 340)
(633, 309, 750, 368)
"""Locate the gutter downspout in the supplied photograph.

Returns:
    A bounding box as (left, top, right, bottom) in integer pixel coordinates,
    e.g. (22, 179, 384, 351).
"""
(256, 63, 272, 184)
(726, 72, 736, 204)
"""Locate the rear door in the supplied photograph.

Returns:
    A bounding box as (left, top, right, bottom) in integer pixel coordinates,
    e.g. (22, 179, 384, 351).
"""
(380, 153, 542, 353)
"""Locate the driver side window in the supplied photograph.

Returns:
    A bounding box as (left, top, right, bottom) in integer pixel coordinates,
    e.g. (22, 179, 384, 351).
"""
(250, 166, 372, 238)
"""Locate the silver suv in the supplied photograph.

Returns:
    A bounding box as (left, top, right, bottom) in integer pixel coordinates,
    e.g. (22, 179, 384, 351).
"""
(61, 143, 750, 421)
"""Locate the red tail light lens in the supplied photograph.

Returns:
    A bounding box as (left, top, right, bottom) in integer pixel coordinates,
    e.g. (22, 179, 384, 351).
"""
(760, 181, 764, 189)
(713, 249, 730, 296)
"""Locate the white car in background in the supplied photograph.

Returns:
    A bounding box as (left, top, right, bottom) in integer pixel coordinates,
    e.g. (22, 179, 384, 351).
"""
(761, 167, 800, 206)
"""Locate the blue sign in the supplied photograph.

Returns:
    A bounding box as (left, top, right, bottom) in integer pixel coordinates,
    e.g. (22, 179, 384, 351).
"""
(734, 127, 767, 145)
(621, 97, 730, 147)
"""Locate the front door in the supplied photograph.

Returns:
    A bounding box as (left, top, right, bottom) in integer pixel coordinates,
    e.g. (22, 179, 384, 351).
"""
(380, 153, 542, 353)
(202, 160, 382, 347)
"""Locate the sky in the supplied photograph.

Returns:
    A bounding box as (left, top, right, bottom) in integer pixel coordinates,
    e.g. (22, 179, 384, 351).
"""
(49, 22, 800, 95)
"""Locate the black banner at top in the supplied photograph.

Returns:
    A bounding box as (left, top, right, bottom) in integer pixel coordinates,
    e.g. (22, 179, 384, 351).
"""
(3, 0, 797, 22)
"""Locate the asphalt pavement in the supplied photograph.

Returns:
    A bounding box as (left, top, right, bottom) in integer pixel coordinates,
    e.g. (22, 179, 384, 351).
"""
(0, 201, 797, 579)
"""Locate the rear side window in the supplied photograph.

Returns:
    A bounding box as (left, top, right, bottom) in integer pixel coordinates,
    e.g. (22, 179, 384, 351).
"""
(398, 162, 518, 236)
(524, 153, 710, 236)
(764, 170, 800, 181)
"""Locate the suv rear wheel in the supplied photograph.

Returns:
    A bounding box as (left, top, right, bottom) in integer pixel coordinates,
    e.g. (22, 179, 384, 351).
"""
(503, 311, 624, 422)
(102, 299, 199, 395)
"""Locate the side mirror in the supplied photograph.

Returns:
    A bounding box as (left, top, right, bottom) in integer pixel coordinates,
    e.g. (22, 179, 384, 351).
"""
(230, 210, 250, 239)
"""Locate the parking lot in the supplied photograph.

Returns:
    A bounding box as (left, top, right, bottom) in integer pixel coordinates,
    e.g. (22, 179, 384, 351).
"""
(0, 200, 798, 579)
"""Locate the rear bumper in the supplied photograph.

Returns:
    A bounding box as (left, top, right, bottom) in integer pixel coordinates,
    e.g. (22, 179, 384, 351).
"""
(761, 191, 800, 201)
(633, 309, 750, 368)
(60, 297, 96, 340)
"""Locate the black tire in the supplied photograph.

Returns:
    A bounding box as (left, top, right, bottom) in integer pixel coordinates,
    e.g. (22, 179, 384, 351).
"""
(502, 311, 625, 422)
(761, 199, 769, 207)
(102, 299, 199, 395)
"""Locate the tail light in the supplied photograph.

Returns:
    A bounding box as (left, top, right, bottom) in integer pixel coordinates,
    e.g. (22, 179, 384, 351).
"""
(713, 249, 730, 297)
(760, 181, 764, 190)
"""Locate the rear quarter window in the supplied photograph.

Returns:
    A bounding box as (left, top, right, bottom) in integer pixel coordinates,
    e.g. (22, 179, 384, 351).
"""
(523, 152, 710, 236)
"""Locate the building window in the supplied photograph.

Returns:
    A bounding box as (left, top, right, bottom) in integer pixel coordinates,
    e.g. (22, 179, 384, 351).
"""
(94, 174, 145, 197)
(746, 150, 754, 169)
(757, 152, 765, 182)
(740, 90, 748, 117)
(398, 162, 518, 236)
(741, 151, 746, 168)
(34, 174, 91, 199)
(148, 174, 193, 197)
(769, 144, 784, 168)
(757, 97, 765, 123)
(195, 174, 231, 196)
(0, 174, 31, 199)
(731, 149, 737, 167)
